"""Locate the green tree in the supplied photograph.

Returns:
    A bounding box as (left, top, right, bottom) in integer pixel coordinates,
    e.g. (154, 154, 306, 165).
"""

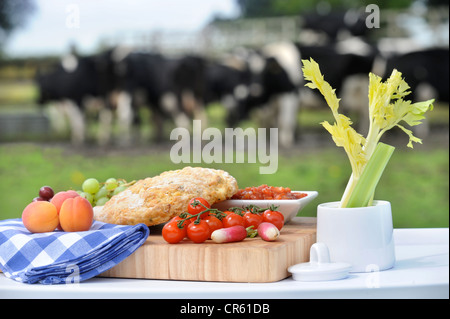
(0, 0, 35, 56)
(236, 0, 416, 18)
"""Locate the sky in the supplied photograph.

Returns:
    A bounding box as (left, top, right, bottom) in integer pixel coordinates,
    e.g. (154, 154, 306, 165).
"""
(4, 0, 239, 57)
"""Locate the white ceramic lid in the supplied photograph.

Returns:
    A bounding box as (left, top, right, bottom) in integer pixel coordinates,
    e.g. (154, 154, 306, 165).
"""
(288, 242, 352, 281)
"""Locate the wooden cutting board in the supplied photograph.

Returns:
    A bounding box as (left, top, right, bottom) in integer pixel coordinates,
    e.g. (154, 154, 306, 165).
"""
(100, 217, 316, 283)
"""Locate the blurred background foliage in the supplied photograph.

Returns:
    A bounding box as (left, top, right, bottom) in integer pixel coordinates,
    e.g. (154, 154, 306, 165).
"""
(235, 0, 415, 17)
(0, 0, 36, 55)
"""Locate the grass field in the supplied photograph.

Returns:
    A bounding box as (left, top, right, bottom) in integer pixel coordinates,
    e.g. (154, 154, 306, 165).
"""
(0, 139, 448, 228)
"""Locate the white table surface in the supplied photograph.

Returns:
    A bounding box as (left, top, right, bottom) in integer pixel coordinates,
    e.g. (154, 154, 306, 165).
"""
(1, 227, 448, 299)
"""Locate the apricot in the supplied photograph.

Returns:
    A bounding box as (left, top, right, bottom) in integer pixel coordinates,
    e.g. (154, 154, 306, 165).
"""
(50, 190, 80, 213)
(22, 201, 59, 233)
(59, 196, 93, 232)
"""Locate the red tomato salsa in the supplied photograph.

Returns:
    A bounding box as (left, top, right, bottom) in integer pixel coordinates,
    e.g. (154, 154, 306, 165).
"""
(231, 185, 307, 200)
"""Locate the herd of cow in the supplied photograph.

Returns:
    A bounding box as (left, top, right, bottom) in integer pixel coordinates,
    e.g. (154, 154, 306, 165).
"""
(35, 36, 449, 148)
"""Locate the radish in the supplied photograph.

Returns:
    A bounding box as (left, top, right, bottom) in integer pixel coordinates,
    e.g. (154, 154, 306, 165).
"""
(257, 222, 280, 241)
(211, 225, 247, 243)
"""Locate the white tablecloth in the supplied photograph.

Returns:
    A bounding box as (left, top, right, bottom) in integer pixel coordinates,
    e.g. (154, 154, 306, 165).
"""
(1, 227, 448, 299)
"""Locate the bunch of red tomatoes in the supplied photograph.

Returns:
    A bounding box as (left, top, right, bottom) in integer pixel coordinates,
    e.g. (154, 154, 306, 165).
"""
(162, 197, 285, 244)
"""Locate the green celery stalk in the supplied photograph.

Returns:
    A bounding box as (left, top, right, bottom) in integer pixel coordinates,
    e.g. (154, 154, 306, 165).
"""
(302, 59, 433, 208)
(345, 142, 395, 208)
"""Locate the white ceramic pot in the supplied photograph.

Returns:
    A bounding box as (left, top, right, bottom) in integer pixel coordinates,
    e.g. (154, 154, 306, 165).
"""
(316, 200, 395, 273)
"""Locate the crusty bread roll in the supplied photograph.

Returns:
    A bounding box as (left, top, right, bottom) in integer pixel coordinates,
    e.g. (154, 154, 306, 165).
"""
(94, 167, 238, 226)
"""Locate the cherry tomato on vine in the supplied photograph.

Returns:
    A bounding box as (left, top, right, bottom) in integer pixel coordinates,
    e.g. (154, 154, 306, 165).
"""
(262, 209, 284, 230)
(204, 215, 223, 238)
(162, 221, 186, 244)
(243, 211, 264, 228)
(222, 212, 245, 228)
(187, 220, 210, 243)
(170, 215, 192, 228)
(188, 197, 211, 219)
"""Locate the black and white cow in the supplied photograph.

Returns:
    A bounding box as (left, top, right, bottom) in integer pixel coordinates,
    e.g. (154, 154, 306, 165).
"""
(297, 38, 379, 133)
(220, 42, 303, 148)
(224, 38, 378, 147)
(300, 8, 370, 43)
(199, 54, 254, 126)
(36, 47, 212, 145)
(107, 50, 210, 142)
(296, 41, 377, 93)
(36, 52, 112, 145)
(378, 47, 449, 103)
(118, 50, 262, 140)
(374, 47, 449, 138)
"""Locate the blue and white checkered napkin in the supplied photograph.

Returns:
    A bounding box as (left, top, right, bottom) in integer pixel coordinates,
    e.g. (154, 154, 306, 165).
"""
(0, 218, 149, 284)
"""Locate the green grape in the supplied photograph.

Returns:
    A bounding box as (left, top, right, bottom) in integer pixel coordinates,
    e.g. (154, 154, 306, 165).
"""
(79, 192, 94, 205)
(113, 185, 127, 196)
(95, 186, 108, 200)
(95, 197, 109, 206)
(105, 178, 119, 191)
(82, 178, 100, 194)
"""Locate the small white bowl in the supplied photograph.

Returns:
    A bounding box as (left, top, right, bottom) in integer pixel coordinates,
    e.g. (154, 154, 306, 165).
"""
(212, 191, 318, 222)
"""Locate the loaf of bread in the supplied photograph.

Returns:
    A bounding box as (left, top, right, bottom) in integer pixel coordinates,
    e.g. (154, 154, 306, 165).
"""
(94, 167, 238, 226)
